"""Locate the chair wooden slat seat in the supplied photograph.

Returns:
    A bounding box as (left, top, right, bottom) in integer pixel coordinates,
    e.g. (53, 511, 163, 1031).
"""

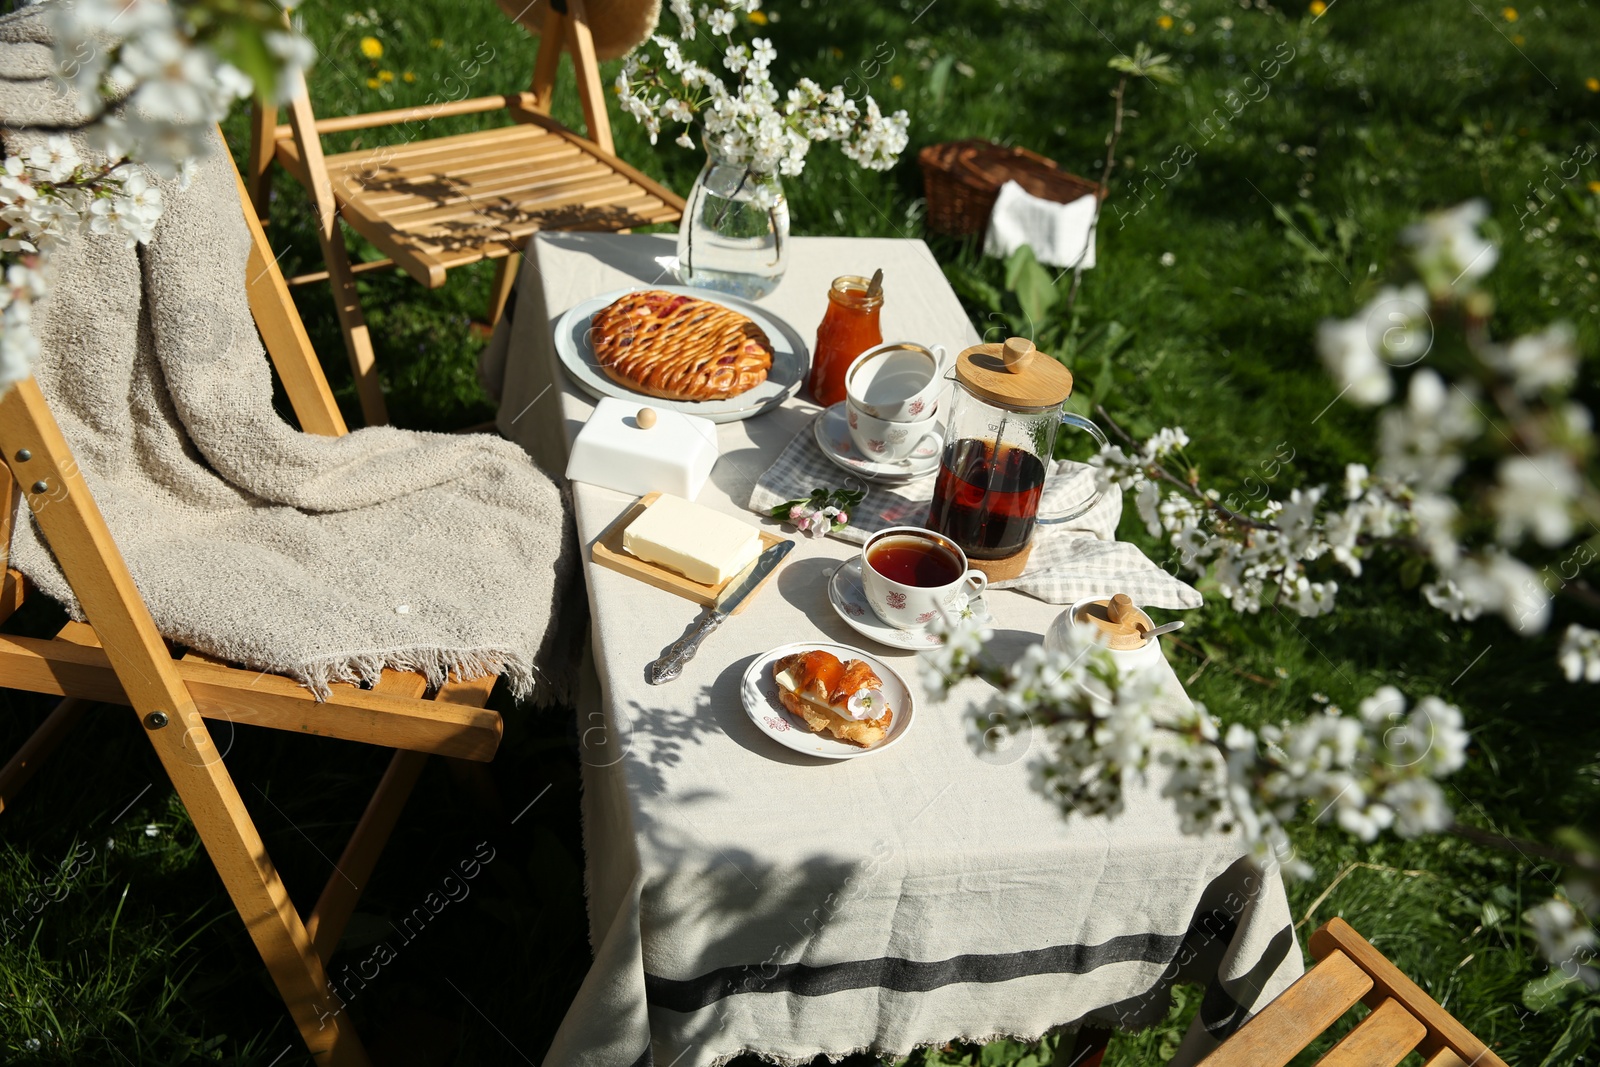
(272, 119, 680, 287)
(247, 0, 684, 426)
(0, 150, 521, 1067)
(1197, 918, 1509, 1067)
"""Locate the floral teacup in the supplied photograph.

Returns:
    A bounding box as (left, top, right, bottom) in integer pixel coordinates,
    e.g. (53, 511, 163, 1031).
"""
(860, 526, 987, 631)
(846, 399, 942, 463)
(845, 342, 947, 423)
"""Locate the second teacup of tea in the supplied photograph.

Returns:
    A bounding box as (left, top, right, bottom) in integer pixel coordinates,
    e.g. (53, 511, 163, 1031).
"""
(845, 342, 946, 423)
(860, 526, 987, 631)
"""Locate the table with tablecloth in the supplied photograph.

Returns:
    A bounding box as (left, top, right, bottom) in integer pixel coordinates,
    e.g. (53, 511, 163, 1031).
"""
(480, 232, 1304, 1067)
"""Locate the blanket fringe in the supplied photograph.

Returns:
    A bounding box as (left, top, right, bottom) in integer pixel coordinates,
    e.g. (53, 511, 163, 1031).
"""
(287, 646, 540, 703)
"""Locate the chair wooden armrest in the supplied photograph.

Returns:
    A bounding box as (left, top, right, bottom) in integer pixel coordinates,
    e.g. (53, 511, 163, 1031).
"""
(1195, 917, 1508, 1067)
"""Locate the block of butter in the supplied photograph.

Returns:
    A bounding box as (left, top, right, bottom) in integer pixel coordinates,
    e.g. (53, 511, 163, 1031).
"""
(622, 494, 762, 586)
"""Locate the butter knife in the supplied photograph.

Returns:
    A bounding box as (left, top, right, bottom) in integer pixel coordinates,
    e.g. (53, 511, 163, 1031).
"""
(648, 540, 794, 685)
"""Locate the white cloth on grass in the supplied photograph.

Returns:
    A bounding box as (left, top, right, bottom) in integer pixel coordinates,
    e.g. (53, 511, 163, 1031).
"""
(984, 180, 1098, 270)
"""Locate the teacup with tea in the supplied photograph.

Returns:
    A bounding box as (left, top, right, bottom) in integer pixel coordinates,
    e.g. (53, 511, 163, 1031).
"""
(860, 526, 987, 630)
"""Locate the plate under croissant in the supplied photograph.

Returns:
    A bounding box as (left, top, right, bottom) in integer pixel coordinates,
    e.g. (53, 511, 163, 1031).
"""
(741, 641, 916, 760)
(554, 285, 810, 423)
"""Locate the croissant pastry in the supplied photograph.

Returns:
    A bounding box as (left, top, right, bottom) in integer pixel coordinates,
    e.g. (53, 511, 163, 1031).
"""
(590, 289, 773, 402)
(772, 650, 894, 748)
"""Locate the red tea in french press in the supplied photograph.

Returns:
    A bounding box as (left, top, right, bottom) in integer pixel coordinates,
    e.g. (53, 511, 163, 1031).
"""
(925, 337, 1108, 580)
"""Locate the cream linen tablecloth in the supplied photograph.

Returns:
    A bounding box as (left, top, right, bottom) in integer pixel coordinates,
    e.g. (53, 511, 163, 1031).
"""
(484, 233, 1303, 1067)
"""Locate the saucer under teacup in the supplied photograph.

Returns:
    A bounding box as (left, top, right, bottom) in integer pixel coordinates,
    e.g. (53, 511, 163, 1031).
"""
(828, 558, 993, 650)
(814, 403, 941, 483)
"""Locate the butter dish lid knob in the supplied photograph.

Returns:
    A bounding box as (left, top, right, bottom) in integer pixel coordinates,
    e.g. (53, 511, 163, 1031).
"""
(636, 407, 658, 429)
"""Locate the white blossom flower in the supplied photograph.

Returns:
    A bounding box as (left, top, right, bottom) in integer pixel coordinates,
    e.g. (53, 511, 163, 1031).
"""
(1491, 452, 1578, 547)
(1376, 370, 1481, 492)
(1403, 199, 1498, 296)
(670, 0, 697, 37)
(1526, 897, 1597, 975)
(1485, 322, 1578, 397)
(845, 687, 886, 721)
(25, 136, 81, 183)
(1317, 313, 1392, 405)
(1559, 625, 1600, 683)
(1438, 552, 1550, 634)
(661, 98, 694, 125)
(1383, 777, 1451, 837)
(1342, 463, 1369, 501)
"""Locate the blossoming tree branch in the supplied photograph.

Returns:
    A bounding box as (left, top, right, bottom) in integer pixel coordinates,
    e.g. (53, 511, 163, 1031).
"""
(925, 201, 1596, 1003)
(0, 0, 313, 386)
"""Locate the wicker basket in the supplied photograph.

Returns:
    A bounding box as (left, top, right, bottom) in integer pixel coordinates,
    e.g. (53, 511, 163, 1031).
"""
(918, 139, 1102, 238)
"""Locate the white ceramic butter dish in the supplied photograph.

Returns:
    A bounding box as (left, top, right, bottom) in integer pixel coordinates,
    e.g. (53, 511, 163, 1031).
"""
(566, 396, 719, 499)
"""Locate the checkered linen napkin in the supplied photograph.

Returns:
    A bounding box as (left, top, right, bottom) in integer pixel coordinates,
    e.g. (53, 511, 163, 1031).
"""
(747, 415, 1203, 608)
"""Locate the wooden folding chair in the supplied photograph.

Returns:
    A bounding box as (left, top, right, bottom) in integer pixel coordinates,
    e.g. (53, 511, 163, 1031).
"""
(1198, 917, 1509, 1067)
(246, 0, 684, 426)
(0, 149, 509, 1067)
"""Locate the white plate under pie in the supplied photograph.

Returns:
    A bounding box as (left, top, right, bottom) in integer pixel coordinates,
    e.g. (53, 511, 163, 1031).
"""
(812, 403, 942, 484)
(740, 641, 915, 760)
(554, 285, 809, 423)
(827, 558, 995, 651)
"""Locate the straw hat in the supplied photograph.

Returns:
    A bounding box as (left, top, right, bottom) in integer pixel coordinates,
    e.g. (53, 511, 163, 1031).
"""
(496, 0, 661, 61)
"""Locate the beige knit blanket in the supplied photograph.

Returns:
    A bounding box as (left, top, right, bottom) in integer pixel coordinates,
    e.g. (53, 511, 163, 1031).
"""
(0, 7, 577, 701)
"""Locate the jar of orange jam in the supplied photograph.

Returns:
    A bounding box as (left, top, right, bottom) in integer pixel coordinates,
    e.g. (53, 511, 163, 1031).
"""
(807, 275, 884, 407)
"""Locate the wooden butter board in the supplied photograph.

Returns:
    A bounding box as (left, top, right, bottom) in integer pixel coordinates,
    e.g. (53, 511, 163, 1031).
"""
(590, 493, 789, 616)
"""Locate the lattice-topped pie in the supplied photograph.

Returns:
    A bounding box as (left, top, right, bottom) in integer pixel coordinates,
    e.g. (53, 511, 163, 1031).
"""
(589, 290, 774, 402)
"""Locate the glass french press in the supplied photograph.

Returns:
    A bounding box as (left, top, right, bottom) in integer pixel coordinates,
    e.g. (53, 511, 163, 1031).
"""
(925, 337, 1108, 580)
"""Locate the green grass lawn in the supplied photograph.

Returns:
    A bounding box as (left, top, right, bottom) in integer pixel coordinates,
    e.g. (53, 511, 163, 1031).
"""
(2, 0, 1597, 1063)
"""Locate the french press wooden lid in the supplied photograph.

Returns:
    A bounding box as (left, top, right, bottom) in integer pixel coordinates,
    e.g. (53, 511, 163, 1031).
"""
(953, 337, 1074, 411)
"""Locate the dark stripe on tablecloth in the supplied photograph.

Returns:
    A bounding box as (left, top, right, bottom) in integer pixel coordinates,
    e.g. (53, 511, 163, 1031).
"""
(646, 912, 1235, 1014)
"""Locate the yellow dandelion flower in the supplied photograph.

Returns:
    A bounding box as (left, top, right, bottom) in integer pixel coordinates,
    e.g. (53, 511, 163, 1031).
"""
(890, 74, 904, 90)
(1512, 33, 1524, 44)
(403, 71, 416, 83)
(366, 77, 380, 89)
(429, 38, 443, 48)
(1157, 14, 1173, 29)
(1587, 77, 1600, 91)
(379, 69, 394, 82)
(1501, 6, 1517, 20)
(360, 36, 383, 60)
(747, 10, 768, 24)
(1590, 180, 1600, 194)
(1309, 0, 1326, 14)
